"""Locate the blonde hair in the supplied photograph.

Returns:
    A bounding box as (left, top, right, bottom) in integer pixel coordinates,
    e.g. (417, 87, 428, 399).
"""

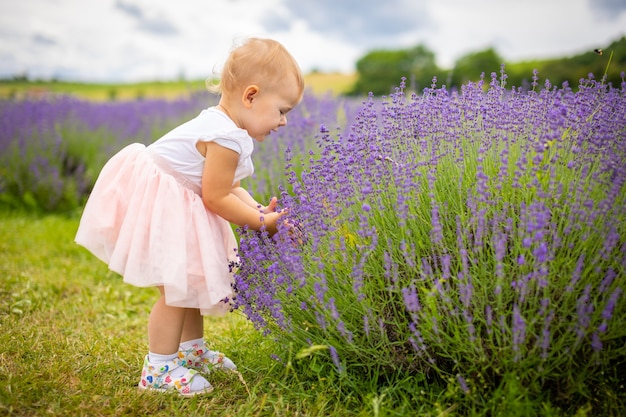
(207, 38, 304, 99)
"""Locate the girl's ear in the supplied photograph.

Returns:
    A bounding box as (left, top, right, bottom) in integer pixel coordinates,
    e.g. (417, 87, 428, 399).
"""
(242, 85, 259, 108)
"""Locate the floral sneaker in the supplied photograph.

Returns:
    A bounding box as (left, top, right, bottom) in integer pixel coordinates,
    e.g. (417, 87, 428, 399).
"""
(137, 355, 213, 397)
(178, 343, 237, 374)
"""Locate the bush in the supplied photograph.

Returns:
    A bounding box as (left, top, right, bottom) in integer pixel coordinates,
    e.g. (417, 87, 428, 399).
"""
(233, 72, 626, 414)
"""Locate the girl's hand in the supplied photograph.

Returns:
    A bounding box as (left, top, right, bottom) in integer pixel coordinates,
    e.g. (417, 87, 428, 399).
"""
(261, 211, 286, 235)
(260, 196, 279, 214)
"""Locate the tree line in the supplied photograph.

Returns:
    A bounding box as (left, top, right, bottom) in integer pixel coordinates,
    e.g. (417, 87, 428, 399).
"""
(348, 36, 626, 95)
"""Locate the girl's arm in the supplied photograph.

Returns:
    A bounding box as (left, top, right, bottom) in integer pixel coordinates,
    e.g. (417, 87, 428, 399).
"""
(231, 183, 279, 214)
(201, 142, 284, 234)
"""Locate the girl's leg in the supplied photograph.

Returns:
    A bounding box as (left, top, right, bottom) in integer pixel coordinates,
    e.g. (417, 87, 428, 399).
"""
(181, 308, 204, 343)
(178, 308, 237, 372)
(148, 287, 185, 354)
(141, 287, 212, 396)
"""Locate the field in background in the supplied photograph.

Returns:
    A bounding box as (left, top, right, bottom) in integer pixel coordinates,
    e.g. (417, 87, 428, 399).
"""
(0, 79, 205, 101)
(303, 71, 357, 95)
(0, 72, 357, 101)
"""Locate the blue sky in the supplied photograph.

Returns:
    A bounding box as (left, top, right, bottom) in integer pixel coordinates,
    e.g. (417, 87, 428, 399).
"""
(1, 0, 625, 82)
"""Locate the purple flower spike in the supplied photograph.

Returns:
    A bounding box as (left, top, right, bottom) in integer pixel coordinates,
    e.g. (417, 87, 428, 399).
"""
(457, 374, 470, 394)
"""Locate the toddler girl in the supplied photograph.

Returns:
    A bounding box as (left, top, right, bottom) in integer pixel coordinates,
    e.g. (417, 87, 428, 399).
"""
(75, 38, 304, 396)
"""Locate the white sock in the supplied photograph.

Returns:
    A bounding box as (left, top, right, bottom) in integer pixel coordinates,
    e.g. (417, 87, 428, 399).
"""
(180, 337, 205, 351)
(149, 351, 177, 363)
(148, 351, 211, 391)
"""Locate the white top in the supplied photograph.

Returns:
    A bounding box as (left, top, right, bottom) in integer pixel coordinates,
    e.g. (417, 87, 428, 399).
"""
(148, 107, 255, 188)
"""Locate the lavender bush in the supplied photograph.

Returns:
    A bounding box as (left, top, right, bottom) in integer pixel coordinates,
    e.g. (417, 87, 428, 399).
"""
(0, 94, 212, 211)
(248, 91, 355, 198)
(235, 71, 626, 413)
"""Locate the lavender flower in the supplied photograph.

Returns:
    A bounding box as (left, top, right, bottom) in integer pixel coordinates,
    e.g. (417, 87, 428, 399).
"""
(566, 254, 585, 293)
(329, 345, 343, 373)
(598, 287, 622, 333)
(575, 285, 594, 343)
(402, 286, 421, 313)
(512, 304, 526, 361)
(457, 374, 470, 394)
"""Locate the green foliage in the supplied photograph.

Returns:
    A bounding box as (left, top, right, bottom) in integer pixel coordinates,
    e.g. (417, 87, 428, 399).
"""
(349, 44, 443, 95)
(450, 47, 505, 86)
(350, 36, 626, 94)
(492, 36, 626, 89)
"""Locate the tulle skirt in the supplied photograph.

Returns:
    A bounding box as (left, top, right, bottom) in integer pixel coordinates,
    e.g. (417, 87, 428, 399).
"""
(75, 143, 238, 315)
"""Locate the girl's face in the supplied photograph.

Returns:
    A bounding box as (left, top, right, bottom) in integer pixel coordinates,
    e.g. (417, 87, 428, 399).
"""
(240, 75, 302, 142)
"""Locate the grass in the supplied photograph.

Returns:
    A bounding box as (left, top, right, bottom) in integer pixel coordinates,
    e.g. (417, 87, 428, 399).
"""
(0, 212, 373, 416)
(0, 72, 357, 101)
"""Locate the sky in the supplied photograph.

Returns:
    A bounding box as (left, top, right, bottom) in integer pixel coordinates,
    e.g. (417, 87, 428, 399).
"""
(0, 0, 625, 83)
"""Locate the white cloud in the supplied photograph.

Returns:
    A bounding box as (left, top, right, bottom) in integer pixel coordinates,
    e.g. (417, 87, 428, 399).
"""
(0, 0, 624, 81)
(428, 0, 626, 67)
(265, 0, 432, 45)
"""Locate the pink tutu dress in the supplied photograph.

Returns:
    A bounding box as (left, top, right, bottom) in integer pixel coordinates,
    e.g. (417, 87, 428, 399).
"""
(75, 108, 254, 315)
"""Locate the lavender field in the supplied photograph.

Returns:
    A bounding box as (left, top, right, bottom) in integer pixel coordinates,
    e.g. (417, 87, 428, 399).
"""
(1, 70, 625, 415)
(0, 93, 213, 211)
